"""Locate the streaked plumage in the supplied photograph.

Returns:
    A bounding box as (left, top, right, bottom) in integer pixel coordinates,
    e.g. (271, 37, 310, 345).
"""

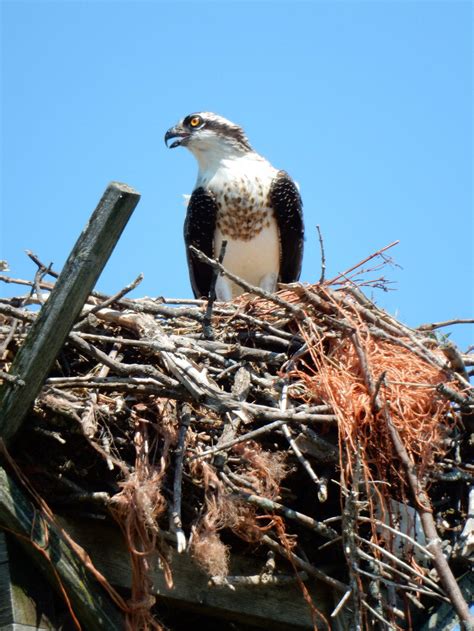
(165, 112, 304, 300)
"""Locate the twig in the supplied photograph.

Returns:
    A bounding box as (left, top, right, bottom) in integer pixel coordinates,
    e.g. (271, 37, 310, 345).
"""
(32, 262, 52, 305)
(170, 403, 192, 553)
(455, 486, 474, 559)
(441, 341, 469, 380)
(0, 274, 54, 291)
(45, 376, 184, 399)
(417, 318, 474, 332)
(436, 383, 473, 408)
(341, 446, 364, 631)
(0, 303, 35, 322)
(220, 471, 337, 539)
(31, 426, 67, 444)
(203, 240, 227, 340)
(355, 565, 447, 601)
(316, 225, 326, 284)
(331, 589, 352, 618)
(75, 274, 144, 328)
(69, 333, 179, 388)
(326, 241, 400, 286)
(210, 572, 306, 587)
(77, 332, 288, 365)
(193, 411, 337, 460)
(80, 342, 121, 438)
(189, 245, 307, 320)
(355, 538, 444, 595)
(0, 317, 19, 358)
(214, 307, 298, 341)
(261, 534, 349, 593)
(0, 370, 25, 386)
(279, 381, 325, 499)
(213, 367, 250, 469)
(360, 597, 396, 630)
(357, 516, 435, 560)
(383, 405, 474, 630)
(25, 250, 59, 278)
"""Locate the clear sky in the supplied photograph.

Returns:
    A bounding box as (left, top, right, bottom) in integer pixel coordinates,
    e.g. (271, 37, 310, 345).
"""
(1, 1, 473, 349)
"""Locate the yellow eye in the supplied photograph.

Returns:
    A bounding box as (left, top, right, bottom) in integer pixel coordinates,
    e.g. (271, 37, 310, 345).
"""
(190, 116, 202, 128)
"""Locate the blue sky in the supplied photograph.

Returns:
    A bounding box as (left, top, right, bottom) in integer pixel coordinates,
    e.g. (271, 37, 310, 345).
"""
(1, 1, 472, 349)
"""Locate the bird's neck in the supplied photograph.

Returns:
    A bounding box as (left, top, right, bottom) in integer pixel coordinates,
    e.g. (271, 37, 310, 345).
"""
(189, 142, 246, 174)
(191, 147, 271, 189)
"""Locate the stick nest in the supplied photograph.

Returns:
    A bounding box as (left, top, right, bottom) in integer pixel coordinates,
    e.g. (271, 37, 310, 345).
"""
(0, 254, 473, 631)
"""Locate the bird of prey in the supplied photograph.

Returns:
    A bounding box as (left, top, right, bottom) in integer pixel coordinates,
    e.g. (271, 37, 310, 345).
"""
(164, 112, 304, 301)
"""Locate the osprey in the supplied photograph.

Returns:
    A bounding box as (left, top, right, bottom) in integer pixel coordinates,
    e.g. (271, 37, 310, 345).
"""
(164, 112, 304, 301)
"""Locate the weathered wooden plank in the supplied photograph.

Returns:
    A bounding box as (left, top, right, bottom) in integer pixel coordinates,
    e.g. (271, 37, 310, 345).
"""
(0, 532, 55, 629)
(0, 182, 140, 443)
(63, 518, 333, 630)
(2, 625, 52, 631)
(0, 466, 125, 630)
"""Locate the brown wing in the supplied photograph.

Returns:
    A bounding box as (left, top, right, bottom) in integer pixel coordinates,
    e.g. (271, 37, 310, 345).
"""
(269, 171, 304, 283)
(183, 187, 219, 298)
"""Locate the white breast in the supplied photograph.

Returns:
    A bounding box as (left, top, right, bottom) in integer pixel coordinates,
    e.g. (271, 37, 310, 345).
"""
(214, 220, 280, 299)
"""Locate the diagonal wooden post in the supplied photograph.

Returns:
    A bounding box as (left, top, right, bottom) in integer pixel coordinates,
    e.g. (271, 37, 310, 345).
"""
(0, 463, 126, 629)
(0, 181, 140, 443)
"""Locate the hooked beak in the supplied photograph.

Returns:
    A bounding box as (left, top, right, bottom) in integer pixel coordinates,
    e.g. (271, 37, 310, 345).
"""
(164, 125, 190, 149)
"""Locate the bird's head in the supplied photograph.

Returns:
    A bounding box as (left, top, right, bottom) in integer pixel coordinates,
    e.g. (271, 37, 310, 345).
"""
(165, 112, 253, 166)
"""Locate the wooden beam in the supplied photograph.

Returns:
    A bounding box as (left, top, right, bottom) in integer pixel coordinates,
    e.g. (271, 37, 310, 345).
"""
(63, 518, 333, 630)
(0, 532, 57, 629)
(0, 466, 124, 630)
(0, 182, 140, 443)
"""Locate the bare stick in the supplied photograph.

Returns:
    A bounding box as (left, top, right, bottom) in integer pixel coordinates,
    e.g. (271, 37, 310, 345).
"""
(189, 245, 307, 320)
(441, 341, 469, 380)
(69, 333, 179, 388)
(80, 342, 121, 438)
(357, 516, 434, 560)
(456, 485, 474, 559)
(170, 403, 192, 553)
(32, 261, 52, 305)
(75, 273, 144, 327)
(261, 534, 349, 593)
(384, 406, 474, 630)
(210, 572, 306, 587)
(316, 225, 326, 284)
(220, 471, 337, 539)
(26, 250, 59, 278)
(326, 241, 400, 286)
(0, 303, 35, 323)
(360, 597, 396, 630)
(203, 240, 227, 340)
(193, 412, 337, 460)
(279, 381, 325, 499)
(0, 370, 24, 386)
(0, 319, 19, 358)
(356, 566, 446, 601)
(417, 318, 474, 332)
(355, 536, 444, 594)
(0, 274, 54, 291)
(213, 367, 250, 469)
(341, 448, 364, 631)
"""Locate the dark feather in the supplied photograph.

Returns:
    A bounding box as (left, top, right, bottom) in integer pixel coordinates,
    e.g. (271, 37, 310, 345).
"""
(183, 187, 219, 298)
(269, 171, 304, 283)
